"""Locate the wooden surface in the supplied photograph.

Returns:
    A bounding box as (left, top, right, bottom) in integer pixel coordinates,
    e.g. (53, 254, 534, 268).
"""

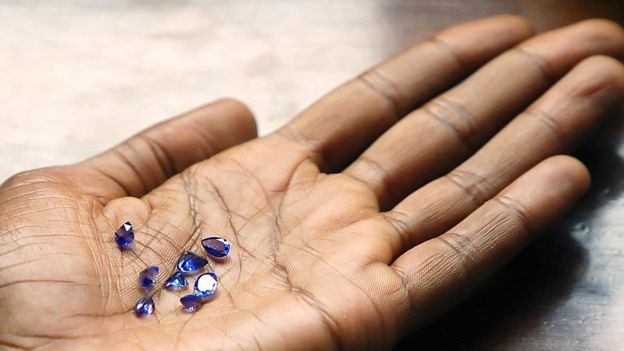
(1, 1, 623, 350)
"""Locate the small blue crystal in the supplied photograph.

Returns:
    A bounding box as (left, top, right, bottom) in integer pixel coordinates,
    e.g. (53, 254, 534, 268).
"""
(139, 266, 159, 290)
(180, 294, 202, 313)
(135, 296, 155, 317)
(164, 271, 188, 290)
(114, 221, 134, 249)
(194, 272, 218, 299)
(177, 251, 208, 275)
(201, 237, 231, 258)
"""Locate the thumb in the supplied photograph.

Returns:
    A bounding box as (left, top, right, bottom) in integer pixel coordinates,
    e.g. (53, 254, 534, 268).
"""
(74, 98, 257, 202)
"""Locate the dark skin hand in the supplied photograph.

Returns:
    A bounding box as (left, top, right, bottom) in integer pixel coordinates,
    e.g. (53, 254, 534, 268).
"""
(1, 15, 624, 351)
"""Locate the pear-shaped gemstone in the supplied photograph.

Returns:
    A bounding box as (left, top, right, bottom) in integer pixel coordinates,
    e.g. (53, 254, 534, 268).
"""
(201, 237, 231, 258)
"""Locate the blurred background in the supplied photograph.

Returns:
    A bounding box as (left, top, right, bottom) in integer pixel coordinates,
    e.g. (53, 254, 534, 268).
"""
(1, 0, 623, 180)
(1, 1, 623, 350)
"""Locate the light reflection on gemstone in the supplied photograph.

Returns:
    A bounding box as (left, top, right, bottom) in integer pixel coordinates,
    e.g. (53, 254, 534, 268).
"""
(194, 272, 218, 299)
(164, 271, 188, 290)
(135, 296, 155, 316)
(114, 221, 134, 249)
(180, 294, 202, 313)
(201, 237, 231, 258)
(176, 252, 208, 275)
(139, 266, 159, 290)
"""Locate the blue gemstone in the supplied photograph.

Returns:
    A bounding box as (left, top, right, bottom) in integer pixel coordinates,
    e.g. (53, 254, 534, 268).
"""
(194, 272, 218, 299)
(139, 266, 159, 290)
(180, 294, 202, 313)
(177, 252, 208, 275)
(114, 221, 135, 249)
(164, 271, 188, 290)
(201, 237, 231, 258)
(135, 296, 155, 317)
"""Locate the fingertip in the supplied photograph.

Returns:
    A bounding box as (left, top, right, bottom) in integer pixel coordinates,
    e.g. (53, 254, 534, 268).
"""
(72, 98, 259, 201)
(492, 155, 591, 232)
(436, 15, 535, 70)
(441, 14, 535, 40)
(574, 18, 624, 43)
(489, 14, 535, 37)
(522, 18, 624, 66)
(543, 155, 591, 195)
(573, 55, 624, 96)
(207, 97, 258, 139)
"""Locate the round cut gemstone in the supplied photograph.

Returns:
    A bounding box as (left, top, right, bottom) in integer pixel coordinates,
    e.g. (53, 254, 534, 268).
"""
(139, 266, 159, 290)
(135, 296, 155, 317)
(194, 272, 218, 299)
(164, 271, 188, 290)
(177, 252, 208, 275)
(180, 294, 202, 313)
(201, 237, 231, 258)
(114, 221, 134, 249)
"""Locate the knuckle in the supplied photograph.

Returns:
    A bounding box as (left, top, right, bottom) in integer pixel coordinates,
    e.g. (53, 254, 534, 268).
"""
(512, 46, 552, 82)
(424, 97, 477, 149)
(525, 109, 565, 147)
(137, 134, 175, 177)
(428, 36, 465, 71)
(357, 69, 404, 117)
(380, 211, 412, 248)
(434, 232, 479, 283)
(346, 155, 393, 199)
(494, 195, 532, 232)
(445, 169, 492, 205)
(1, 168, 60, 190)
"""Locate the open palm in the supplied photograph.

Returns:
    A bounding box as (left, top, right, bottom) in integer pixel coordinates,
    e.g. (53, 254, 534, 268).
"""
(1, 16, 624, 351)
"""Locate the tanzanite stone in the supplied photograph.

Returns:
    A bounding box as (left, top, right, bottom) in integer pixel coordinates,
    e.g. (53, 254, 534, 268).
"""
(201, 237, 231, 258)
(135, 296, 155, 317)
(164, 271, 188, 290)
(114, 221, 134, 249)
(194, 272, 218, 299)
(139, 266, 159, 290)
(180, 294, 202, 313)
(176, 251, 208, 275)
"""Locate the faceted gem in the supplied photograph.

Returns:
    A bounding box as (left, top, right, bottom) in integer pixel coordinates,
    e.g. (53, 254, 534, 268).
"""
(201, 237, 231, 258)
(194, 272, 218, 299)
(176, 251, 208, 275)
(180, 294, 202, 313)
(164, 271, 188, 290)
(139, 266, 159, 290)
(135, 296, 155, 317)
(114, 221, 134, 249)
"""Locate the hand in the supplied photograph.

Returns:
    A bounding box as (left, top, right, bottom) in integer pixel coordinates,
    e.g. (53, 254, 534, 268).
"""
(1, 16, 623, 351)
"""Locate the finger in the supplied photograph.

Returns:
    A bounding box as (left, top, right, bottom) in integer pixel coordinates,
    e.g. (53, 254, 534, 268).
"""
(275, 15, 534, 170)
(391, 155, 590, 329)
(74, 98, 257, 201)
(385, 55, 624, 256)
(344, 19, 624, 208)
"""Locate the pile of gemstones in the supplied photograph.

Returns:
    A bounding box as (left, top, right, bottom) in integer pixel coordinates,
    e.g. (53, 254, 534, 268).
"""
(114, 221, 231, 317)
